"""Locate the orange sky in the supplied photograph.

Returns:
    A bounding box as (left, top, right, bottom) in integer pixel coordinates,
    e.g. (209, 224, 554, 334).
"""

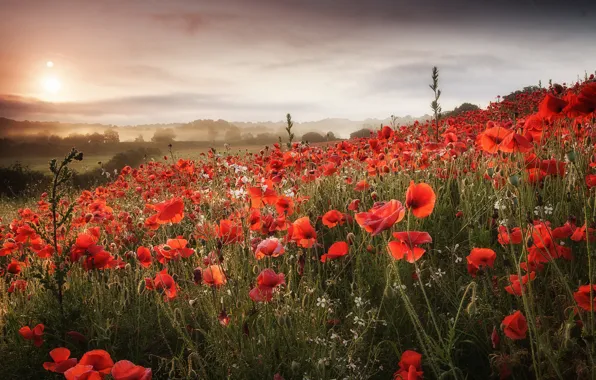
(0, 0, 595, 124)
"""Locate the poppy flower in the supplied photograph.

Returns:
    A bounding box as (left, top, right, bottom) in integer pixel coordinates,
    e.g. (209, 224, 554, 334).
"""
(466, 248, 496, 277)
(322, 210, 346, 228)
(320, 241, 349, 262)
(275, 196, 294, 216)
(497, 226, 523, 245)
(202, 265, 227, 287)
(152, 197, 185, 224)
(355, 200, 405, 235)
(111, 360, 152, 380)
(145, 269, 178, 301)
(43, 347, 78, 373)
(393, 350, 423, 380)
(348, 199, 361, 211)
(478, 126, 512, 154)
(136, 246, 152, 268)
(254, 237, 285, 260)
(217, 219, 244, 245)
(64, 364, 102, 380)
(538, 93, 568, 119)
(574, 284, 596, 311)
(586, 174, 596, 189)
(289, 217, 317, 248)
(354, 180, 371, 191)
(501, 311, 528, 340)
(19, 323, 44, 347)
(249, 268, 285, 303)
(405, 181, 436, 218)
(499, 133, 533, 153)
(248, 186, 278, 209)
(504, 272, 536, 296)
(8, 279, 27, 293)
(78, 349, 114, 375)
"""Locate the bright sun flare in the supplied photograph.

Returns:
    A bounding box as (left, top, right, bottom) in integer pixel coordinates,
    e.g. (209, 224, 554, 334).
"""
(42, 77, 61, 94)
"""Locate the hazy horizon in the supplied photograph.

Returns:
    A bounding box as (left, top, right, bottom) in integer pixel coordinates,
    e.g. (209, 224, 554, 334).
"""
(1, 0, 595, 125)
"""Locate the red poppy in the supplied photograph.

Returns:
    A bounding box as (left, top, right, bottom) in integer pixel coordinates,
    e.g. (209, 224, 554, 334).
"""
(322, 210, 346, 228)
(64, 365, 102, 380)
(501, 311, 528, 340)
(497, 226, 523, 245)
(538, 93, 568, 119)
(248, 186, 278, 209)
(321, 241, 349, 262)
(255, 237, 285, 260)
(478, 126, 512, 154)
(201, 265, 227, 287)
(152, 198, 184, 224)
(111, 360, 152, 380)
(504, 272, 536, 296)
(289, 217, 317, 248)
(466, 248, 496, 277)
(43, 347, 78, 373)
(78, 349, 114, 376)
(405, 181, 436, 218)
(136, 246, 152, 268)
(145, 269, 178, 301)
(355, 200, 405, 235)
(275, 196, 294, 216)
(354, 179, 371, 191)
(393, 350, 423, 380)
(574, 284, 596, 311)
(217, 219, 244, 245)
(7, 279, 27, 293)
(19, 323, 44, 347)
(499, 133, 533, 153)
(249, 268, 285, 303)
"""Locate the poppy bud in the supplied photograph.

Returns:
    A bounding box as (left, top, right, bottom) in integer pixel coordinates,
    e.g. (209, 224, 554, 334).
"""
(371, 191, 378, 201)
(346, 233, 355, 245)
(566, 150, 576, 163)
(508, 174, 520, 187)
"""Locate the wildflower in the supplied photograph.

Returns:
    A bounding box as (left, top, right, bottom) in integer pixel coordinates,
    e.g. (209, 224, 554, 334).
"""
(43, 347, 78, 373)
(355, 200, 405, 235)
(320, 241, 349, 263)
(111, 360, 152, 380)
(405, 181, 436, 218)
(19, 324, 44, 347)
(501, 311, 528, 340)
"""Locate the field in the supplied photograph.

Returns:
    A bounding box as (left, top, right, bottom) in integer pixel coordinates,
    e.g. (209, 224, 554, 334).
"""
(1, 79, 596, 380)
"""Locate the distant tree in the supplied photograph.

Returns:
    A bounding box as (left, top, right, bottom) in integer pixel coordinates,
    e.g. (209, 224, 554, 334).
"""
(224, 127, 242, 141)
(350, 128, 372, 139)
(151, 128, 176, 143)
(326, 131, 337, 141)
(443, 102, 480, 118)
(503, 86, 541, 101)
(301, 132, 326, 143)
(103, 128, 120, 143)
(134, 134, 145, 143)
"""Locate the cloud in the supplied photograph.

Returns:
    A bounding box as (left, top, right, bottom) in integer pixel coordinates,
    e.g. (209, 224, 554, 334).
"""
(0, 93, 320, 122)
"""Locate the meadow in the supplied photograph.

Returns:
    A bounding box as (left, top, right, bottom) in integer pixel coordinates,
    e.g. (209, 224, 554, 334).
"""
(1, 75, 596, 380)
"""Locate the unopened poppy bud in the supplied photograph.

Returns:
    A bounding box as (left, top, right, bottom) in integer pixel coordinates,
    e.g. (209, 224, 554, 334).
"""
(566, 150, 576, 163)
(371, 191, 378, 201)
(508, 174, 520, 186)
(85, 213, 93, 223)
(346, 233, 355, 245)
(192, 267, 203, 285)
(124, 263, 131, 271)
(366, 244, 375, 253)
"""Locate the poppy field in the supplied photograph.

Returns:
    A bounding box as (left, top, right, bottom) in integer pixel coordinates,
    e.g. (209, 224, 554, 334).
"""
(2, 76, 596, 380)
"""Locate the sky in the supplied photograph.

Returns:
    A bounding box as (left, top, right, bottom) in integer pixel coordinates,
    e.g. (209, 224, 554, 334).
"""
(0, 0, 595, 125)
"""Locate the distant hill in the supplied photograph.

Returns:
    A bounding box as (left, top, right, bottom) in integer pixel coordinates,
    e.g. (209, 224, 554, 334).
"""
(0, 114, 431, 142)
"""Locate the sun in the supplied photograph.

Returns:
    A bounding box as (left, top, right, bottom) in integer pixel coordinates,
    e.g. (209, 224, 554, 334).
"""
(42, 77, 61, 94)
